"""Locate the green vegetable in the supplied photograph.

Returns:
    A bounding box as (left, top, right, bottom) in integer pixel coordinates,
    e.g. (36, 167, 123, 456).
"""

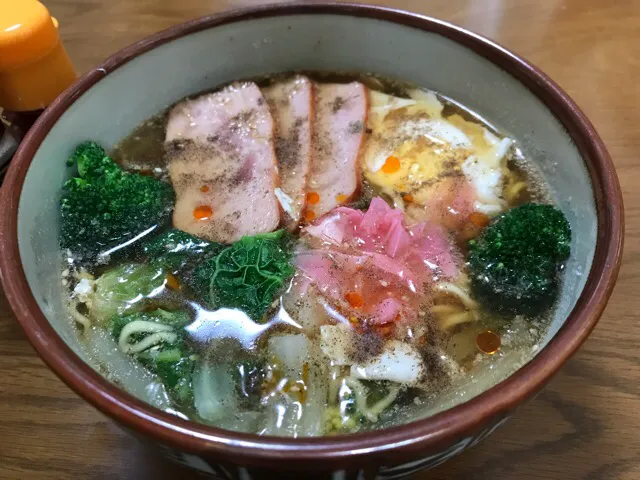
(260, 333, 327, 436)
(360, 380, 392, 405)
(193, 362, 238, 422)
(325, 405, 362, 434)
(190, 230, 295, 321)
(111, 309, 195, 406)
(325, 380, 397, 435)
(91, 263, 167, 324)
(60, 141, 174, 260)
(138, 350, 195, 406)
(467, 203, 571, 315)
(142, 229, 224, 273)
(339, 389, 359, 417)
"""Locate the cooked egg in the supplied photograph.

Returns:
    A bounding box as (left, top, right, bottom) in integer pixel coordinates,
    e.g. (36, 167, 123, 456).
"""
(363, 90, 513, 227)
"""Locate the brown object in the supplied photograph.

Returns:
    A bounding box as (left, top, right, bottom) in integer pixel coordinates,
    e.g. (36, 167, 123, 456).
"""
(0, 2, 632, 480)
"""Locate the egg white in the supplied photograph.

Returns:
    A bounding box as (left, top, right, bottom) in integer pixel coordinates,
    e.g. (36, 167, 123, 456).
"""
(363, 90, 513, 216)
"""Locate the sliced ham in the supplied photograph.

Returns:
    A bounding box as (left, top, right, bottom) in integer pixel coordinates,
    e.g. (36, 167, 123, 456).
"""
(263, 76, 314, 228)
(306, 82, 368, 219)
(165, 82, 280, 243)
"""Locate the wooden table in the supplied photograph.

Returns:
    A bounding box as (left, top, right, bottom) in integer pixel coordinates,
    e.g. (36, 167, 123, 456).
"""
(1, 0, 637, 478)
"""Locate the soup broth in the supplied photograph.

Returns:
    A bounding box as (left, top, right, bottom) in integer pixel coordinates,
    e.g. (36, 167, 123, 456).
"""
(59, 72, 570, 437)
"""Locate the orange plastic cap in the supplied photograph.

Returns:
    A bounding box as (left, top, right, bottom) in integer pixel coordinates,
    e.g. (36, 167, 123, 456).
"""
(0, 0, 76, 111)
(0, 0, 59, 71)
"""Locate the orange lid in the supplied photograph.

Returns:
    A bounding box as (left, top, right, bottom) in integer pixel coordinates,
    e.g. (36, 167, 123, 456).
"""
(0, 0, 76, 111)
(0, 0, 59, 71)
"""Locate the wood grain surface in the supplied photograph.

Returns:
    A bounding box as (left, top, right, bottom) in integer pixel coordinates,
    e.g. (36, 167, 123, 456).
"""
(1, 0, 637, 478)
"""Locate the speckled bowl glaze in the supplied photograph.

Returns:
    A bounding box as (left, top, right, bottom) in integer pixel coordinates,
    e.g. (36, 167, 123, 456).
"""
(0, 3, 623, 479)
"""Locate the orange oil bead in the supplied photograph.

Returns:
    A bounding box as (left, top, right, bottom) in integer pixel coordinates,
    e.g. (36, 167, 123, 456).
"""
(375, 322, 395, 338)
(476, 330, 501, 354)
(345, 291, 364, 309)
(306, 192, 320, 204)
(193, 205, 213, 221)
(165, 274, 180, 291)
(469, 211, 491, 228)
(381, 156, 401, 174)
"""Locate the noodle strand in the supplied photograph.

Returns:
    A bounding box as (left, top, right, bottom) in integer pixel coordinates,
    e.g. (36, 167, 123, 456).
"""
(118, 320, 177, 354)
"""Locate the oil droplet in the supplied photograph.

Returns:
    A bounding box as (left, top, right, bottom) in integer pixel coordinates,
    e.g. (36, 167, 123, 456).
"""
(469, 211, 490, 228)
(403, 193, 414, 203)
(375, 322, 394, 338)
(335, 194, 348, 203)
(306, 192, 320, 205)
(381, 156, 401, 174)
(345, 291, 364, 309)
(477, 330, 501, 354)
(193, 205, 213, 221)
(200, 185, 210, 193)
(165, 274, 180, 291)
(304, 209, 316, 222)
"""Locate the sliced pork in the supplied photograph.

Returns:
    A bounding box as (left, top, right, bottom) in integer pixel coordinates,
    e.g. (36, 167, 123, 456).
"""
(263, 76, 314, 228)
(165, 82, 280, 243)
(305, 82, 368, 220)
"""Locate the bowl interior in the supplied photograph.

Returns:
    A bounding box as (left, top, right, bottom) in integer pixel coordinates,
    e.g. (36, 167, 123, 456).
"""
(16, 12, 596, 422)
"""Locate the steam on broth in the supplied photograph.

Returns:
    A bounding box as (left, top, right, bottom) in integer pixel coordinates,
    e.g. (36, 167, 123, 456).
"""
(59, 72, 571, 436)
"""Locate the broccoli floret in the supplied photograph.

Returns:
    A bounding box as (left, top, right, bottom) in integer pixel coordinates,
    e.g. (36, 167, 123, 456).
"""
(467, 203, 571, 315)
(142, 229, 224, 273)
(190, 230, 295, 321)
(60, 141, 174, 261)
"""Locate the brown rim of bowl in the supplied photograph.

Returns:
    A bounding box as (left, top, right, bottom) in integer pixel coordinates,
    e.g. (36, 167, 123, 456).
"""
(0, 1, 624, 469)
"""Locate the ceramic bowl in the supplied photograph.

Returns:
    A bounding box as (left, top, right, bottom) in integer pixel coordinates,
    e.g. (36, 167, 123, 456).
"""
(0, 3, 623, 479)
